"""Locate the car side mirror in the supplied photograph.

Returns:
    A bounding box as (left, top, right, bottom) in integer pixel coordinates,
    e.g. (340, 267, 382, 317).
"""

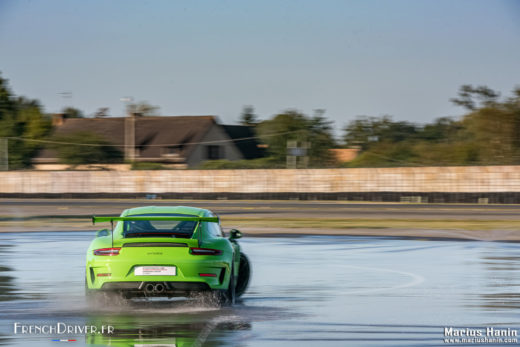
(229, 229, 242, 240)
(96, 229, 110, 237)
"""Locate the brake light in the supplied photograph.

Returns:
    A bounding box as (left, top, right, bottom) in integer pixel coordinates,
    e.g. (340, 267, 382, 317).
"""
(199, 273, 217, 277)
(190, 247, 222, 256)
(93, 248, 121, 256)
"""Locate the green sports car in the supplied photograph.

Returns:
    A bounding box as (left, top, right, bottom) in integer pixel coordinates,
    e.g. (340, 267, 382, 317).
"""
(85, 206, 250, 304)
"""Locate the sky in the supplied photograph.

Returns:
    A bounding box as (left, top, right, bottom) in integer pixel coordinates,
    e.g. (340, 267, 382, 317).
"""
(0, 0, 519, 138)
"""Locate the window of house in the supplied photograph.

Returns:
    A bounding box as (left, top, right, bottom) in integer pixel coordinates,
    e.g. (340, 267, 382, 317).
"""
(206, 145, 224, 160)
(135, 146, 146, 157)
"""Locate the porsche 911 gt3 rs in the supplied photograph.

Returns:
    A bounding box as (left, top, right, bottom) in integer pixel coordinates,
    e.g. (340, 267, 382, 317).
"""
(85, 206, 250, 304)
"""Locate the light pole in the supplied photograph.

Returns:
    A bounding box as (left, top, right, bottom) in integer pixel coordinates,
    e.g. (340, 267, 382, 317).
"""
(121, 97, 135, 162)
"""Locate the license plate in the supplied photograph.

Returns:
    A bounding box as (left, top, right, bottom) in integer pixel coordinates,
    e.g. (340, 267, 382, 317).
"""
(134, 266, 176, 276)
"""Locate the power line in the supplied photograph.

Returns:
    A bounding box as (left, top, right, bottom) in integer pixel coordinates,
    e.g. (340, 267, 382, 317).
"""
(5, 130, 301, 148)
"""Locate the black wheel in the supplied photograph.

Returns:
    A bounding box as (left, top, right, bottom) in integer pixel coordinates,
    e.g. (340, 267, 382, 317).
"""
(236, 253, 251, 298)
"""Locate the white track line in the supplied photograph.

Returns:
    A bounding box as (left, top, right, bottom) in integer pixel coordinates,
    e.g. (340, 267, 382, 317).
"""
(338, 264, 425, 295)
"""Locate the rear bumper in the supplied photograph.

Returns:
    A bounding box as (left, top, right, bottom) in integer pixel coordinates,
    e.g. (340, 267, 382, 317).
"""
(86, 258, 230, 290)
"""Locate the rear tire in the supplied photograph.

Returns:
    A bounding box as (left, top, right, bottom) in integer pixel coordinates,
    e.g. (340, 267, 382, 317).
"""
(236, 253, 251, 298)
(190, 259, 239, 307)
(212, 261, 236, 306)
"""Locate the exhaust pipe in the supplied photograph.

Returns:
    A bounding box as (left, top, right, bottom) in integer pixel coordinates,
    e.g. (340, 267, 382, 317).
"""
(144, 283, 155, 294)
(142, 283, 167, 295)
(154, 283, 165, 293)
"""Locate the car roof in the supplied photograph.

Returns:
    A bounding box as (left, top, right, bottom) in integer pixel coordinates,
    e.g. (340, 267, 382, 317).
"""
(122, 206, 211, 217)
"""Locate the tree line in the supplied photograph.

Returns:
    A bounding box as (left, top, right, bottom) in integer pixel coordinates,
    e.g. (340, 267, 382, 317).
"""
(342, 86, 520, 167)
(0, 71, 519, 169)
(208, 85, 520, 168)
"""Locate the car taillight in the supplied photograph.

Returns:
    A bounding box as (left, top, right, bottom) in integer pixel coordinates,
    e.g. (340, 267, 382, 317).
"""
(93, 248, 121, 256)
(190, 247, 222, 256)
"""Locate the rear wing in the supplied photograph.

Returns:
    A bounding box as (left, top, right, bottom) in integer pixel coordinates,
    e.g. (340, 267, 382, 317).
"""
(91, 215, 219, 247)
(92, 216, 219, 224)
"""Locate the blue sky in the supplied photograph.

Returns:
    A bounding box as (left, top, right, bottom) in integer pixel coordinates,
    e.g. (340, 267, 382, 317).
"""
(0, 0, 519, 136)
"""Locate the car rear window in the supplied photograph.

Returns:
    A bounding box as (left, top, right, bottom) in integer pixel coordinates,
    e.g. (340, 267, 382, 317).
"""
(123, 214, 198, 238)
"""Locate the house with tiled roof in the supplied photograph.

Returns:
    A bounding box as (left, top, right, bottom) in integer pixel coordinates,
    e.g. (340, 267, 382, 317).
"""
(33, 115, 263, 170)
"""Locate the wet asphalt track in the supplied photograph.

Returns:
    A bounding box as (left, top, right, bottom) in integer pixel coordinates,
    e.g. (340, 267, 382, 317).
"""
(1, 231, 519, 346)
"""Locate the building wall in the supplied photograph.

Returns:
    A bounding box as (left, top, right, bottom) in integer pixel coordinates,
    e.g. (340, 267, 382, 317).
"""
(329, 148, 360, 162)
(1, 166, 520, 194)
(186, 124, 244, 167)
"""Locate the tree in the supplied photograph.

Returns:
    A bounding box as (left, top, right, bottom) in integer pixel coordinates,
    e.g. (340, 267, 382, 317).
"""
(450, 85, 500, 111)
(0, 73, 52, 169)
(256, 111, 307, 162)
(239, 105, 258, 126)
(417, 117, 460, 141)
(342, 117, 377, 150)
(126, 101, 160, 116)
(343, 86, 520, 167)
(343, 116, 418, 150)
(50, 131, 123, 165)
(62, 107, 84, 118)
(256, 110, 337, 166)
(461, 102, 520, 165)
(94, 107, 109, 118)
(306, 113, 337, 166)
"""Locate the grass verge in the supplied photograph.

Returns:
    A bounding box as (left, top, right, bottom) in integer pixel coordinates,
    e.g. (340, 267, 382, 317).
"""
(0, 217, 519, 232)
(220, 217, 520, 231)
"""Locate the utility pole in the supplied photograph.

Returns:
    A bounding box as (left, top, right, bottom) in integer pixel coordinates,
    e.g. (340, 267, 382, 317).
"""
(0, 138, 8, 171)
(286, 139, 310, 169)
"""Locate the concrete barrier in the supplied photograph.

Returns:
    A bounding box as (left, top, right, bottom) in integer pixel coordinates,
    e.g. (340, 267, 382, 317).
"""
(1, 166, 520, 202)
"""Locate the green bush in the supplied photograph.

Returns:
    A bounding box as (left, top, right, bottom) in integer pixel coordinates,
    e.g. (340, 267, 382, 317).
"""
(197, 157, 284, 169)
(50, 132, 123, 165)
(131, 162, 167, 170)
